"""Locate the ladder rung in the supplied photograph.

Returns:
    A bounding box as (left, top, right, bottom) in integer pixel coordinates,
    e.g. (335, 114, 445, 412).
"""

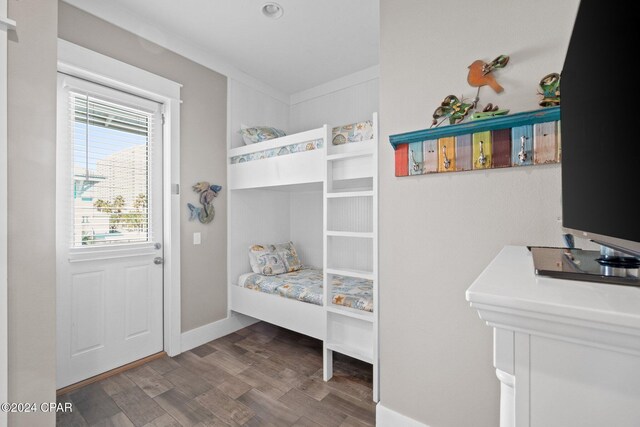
(326, 191, 373, 198)
(326, 268, 374, 280)
(326, 150, 373, 161)
(326, 231, 373, 238)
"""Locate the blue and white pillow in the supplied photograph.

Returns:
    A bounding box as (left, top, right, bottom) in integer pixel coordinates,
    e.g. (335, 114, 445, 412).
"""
(239, 126, 286, 145)
(248, 241, 302, 275)
(248, 244, 286, 276)
(273, 241, 302, 272)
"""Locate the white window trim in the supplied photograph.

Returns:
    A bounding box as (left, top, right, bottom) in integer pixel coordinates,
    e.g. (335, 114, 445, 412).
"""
(1, 0, 11, 422)
(61, 76, 161, 255)
(58, 39, 183, 356)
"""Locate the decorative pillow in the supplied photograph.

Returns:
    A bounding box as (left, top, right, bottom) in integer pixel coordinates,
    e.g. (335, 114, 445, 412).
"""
(331, 120, 374, 145)
(239, 126, 287, 145)
(273, 241, 302, 272)
(248, 244, 287, 276)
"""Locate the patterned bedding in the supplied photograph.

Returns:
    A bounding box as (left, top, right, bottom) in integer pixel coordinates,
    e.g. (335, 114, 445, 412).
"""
(239, 268, 373, 312)
(230, 139, 324, 164)
(229, 120, 375, 165)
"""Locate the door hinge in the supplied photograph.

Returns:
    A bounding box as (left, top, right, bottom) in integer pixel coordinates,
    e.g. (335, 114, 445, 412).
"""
(161, 114, 166, 126)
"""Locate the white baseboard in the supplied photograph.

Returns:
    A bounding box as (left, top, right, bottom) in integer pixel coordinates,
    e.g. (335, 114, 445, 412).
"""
(181, 312, 258, 352)
(376, 403, 429, 427)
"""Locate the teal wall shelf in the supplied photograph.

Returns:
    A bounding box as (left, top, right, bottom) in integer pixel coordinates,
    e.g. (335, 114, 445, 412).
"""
(391, 106, 561, 177)
(389, 106, 560, 149)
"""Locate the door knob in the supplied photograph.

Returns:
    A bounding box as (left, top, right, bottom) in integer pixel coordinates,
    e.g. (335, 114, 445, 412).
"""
(154, 257, 164, 265)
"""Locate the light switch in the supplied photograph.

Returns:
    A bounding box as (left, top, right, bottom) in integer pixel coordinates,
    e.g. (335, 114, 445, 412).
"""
(193, 232, 201, 245)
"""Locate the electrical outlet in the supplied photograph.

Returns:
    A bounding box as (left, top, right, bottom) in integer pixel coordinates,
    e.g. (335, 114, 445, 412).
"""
(193, 232, 201, 245)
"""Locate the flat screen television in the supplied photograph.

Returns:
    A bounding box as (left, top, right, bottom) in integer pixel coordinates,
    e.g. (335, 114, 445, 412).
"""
(561, 0, 640, 258)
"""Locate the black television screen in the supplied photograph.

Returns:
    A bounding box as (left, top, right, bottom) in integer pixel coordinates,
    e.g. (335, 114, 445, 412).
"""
(561, 0, 640, 257)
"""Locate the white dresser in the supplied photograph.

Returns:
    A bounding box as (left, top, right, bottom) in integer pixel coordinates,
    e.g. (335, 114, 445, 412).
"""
(466, 246, 640, 427)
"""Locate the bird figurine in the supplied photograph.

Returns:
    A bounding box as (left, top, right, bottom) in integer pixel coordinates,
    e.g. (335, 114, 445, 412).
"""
(431, 95, 475, 127)
(538, 72, 561, 107)
(467, 54, 510, 93)
(188, 181, 222, 224)
(482, 55, 510, 74)
(470, 102, 510, 120)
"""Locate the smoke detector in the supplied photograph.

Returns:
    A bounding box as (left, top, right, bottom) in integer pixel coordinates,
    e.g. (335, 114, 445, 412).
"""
(262, 2, 284, 19)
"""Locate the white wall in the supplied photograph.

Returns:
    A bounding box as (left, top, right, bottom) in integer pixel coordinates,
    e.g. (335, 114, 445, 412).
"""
(290, 191, 323, 268)
(228, 78, 290, 149)
(230, 187, 375, 282)
(229, 188, 324, 278)
(228, 68, 379, 148)
(378, 0, 580, 425)
(289, 72, 379, 133)
(228, 189, 291, 282)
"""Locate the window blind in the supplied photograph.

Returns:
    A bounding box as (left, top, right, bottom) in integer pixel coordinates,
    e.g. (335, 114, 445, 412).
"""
(69, 91, 155, 247)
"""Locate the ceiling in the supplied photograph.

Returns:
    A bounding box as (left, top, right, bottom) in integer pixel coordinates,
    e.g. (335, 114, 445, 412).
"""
(63, 0, 380, 95)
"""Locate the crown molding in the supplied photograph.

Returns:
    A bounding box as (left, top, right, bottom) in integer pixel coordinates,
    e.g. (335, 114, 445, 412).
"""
(61, 0, 290, 104)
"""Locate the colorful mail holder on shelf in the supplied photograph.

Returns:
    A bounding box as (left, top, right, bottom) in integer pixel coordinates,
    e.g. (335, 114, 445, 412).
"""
(390, 107, 560, 177)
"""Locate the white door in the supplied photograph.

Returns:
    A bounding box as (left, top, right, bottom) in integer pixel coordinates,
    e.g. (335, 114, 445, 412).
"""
(56, 74, 164, 388)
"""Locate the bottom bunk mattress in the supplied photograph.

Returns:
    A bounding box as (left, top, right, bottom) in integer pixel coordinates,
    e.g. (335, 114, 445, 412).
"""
(237, 267, 373, 312)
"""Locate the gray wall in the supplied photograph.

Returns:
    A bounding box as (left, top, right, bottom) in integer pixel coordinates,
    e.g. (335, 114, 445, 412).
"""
(378, 0, 580, 425)
(7, 0, 58, 425)
(59, 2, 229, 332)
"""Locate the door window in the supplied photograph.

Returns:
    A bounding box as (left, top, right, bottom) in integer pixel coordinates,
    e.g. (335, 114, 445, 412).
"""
(68, 93, 156, 247)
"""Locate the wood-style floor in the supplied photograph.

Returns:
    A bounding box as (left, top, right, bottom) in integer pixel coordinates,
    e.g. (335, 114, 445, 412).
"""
(57, 322, 375, 426)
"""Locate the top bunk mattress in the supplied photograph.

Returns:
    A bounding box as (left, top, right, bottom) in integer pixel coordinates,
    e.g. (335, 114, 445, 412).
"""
(228, 120, 376, 190)
(230, 138, 324, 165)
(237, 267, 373, 312)
(229, 119, 375, 165)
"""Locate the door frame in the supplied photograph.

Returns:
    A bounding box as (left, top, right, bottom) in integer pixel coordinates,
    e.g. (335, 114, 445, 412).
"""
(57, 39, 182, 357)
(1, 0, 14, 421)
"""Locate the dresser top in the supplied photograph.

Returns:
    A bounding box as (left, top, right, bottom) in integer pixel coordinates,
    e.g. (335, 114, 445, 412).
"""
(466, 246, 640, 330)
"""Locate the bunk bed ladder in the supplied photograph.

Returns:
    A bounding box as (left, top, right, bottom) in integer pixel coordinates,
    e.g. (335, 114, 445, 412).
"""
(323, 113, 379, 402)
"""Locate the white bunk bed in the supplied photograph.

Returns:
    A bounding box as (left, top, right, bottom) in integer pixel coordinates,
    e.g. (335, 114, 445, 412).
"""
(227, 114, 379, 401)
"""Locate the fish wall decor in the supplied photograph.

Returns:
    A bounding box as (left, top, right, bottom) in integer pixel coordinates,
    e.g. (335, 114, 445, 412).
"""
(188, 182, 222, 224)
